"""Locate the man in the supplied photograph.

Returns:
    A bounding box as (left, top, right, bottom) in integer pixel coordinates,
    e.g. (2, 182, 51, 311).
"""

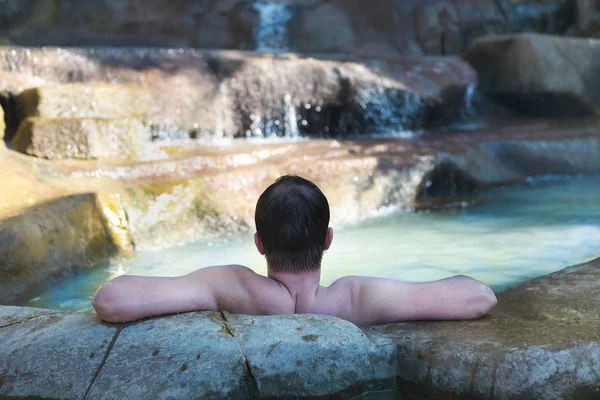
(93, 175, 497, 326)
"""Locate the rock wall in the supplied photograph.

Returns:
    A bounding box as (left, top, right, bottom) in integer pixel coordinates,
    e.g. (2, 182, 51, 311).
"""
(0, 0, 577, 57)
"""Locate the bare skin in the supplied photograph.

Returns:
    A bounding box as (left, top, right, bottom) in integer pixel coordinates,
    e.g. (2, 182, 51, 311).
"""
(93, 228, 498, 326)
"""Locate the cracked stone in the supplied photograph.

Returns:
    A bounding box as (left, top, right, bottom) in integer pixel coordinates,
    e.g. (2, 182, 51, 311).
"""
(0, 313, 116, 399)
(224, 313, 393, 398)
(85, 312, 250, 399)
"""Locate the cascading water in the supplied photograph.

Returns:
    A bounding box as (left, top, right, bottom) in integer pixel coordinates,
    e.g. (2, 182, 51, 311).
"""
(461, 83, 479, 120)
(253, 0, 293, 52)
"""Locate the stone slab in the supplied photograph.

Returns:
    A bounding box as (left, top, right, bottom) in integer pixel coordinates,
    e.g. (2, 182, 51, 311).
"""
(13, 117, 149, 160)
(0, 305, 59, 327)
(17, 83, 151, 120)
(0, 311, 117, 399)
(224, 313, 394, 398)
(86, 312, 252, 399)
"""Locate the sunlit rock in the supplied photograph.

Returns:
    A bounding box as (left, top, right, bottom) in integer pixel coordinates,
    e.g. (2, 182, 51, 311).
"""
(0, 48, 477, 137)
(0, 194, 118, 304)
(16, 84, 151, 120)
(13, 117, 149, 160)
(464, 34, 600, 116)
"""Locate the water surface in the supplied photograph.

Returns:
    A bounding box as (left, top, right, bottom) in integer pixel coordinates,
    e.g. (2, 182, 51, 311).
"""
(27, 176, 600, 313)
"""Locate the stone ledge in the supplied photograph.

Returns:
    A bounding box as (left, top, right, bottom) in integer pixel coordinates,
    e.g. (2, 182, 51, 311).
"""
(1, 258, 600, 399)
(12, 117, 149, 160)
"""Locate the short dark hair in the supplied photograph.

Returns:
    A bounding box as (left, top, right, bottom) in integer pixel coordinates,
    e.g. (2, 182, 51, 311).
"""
(255, 175, 330, 274)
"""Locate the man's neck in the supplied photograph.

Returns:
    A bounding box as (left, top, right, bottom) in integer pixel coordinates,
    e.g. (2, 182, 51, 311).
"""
(267, 268, 322, 300)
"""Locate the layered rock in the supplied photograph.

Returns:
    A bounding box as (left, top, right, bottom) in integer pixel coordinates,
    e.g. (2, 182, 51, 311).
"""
(2, 257, 600, 399)
(13, 117, 149, 160)
(0, 48, 477, 138)
(464, 34, 600, 116)
(16, 84, 151, 120)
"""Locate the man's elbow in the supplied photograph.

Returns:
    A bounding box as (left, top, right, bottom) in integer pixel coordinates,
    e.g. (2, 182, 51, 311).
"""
(468, 282, 498, 319)
(92, 279, 131, 323)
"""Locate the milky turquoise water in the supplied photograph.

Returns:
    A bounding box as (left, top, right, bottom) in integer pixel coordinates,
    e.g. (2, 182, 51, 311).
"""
(26, 176, 600, 313)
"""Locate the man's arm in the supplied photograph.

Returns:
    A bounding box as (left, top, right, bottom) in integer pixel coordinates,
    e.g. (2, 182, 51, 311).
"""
(92, 265, 282, 323)
(329, 275, 497, 326)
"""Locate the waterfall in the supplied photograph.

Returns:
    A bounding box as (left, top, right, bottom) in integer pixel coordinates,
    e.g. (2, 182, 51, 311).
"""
(283, 94, 299, 137)
(461, 83, 478, 119)
(253, 1, 292, 52)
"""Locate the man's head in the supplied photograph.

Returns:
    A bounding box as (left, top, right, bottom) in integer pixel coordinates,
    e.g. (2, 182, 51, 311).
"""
(254, 175, 333, 274)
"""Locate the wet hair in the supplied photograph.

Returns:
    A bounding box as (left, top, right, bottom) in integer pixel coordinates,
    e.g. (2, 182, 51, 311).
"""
(255, 175, 330, 274)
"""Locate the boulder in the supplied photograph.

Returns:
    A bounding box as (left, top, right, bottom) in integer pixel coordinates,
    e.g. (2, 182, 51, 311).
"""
(464, 34, 600, 116)
(13, 117, 149, 160)
(0, 194, 119, 304)
(16, 84, 151, 120)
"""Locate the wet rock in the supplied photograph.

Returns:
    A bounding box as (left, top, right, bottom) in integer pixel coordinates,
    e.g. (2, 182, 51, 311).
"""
(0, 48, 476, 136)
(16, 84, 151, 120)
(0, 193, 118, 304)
(13, 117, 149, 160)
(464, 34, 600, 116)
(86, 312, 251, 399)
(0, 311, 117, 399)
(364, 257, 600, 399)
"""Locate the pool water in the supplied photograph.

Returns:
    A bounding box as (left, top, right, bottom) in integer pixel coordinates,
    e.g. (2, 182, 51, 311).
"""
(26, 176, 600, 313)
